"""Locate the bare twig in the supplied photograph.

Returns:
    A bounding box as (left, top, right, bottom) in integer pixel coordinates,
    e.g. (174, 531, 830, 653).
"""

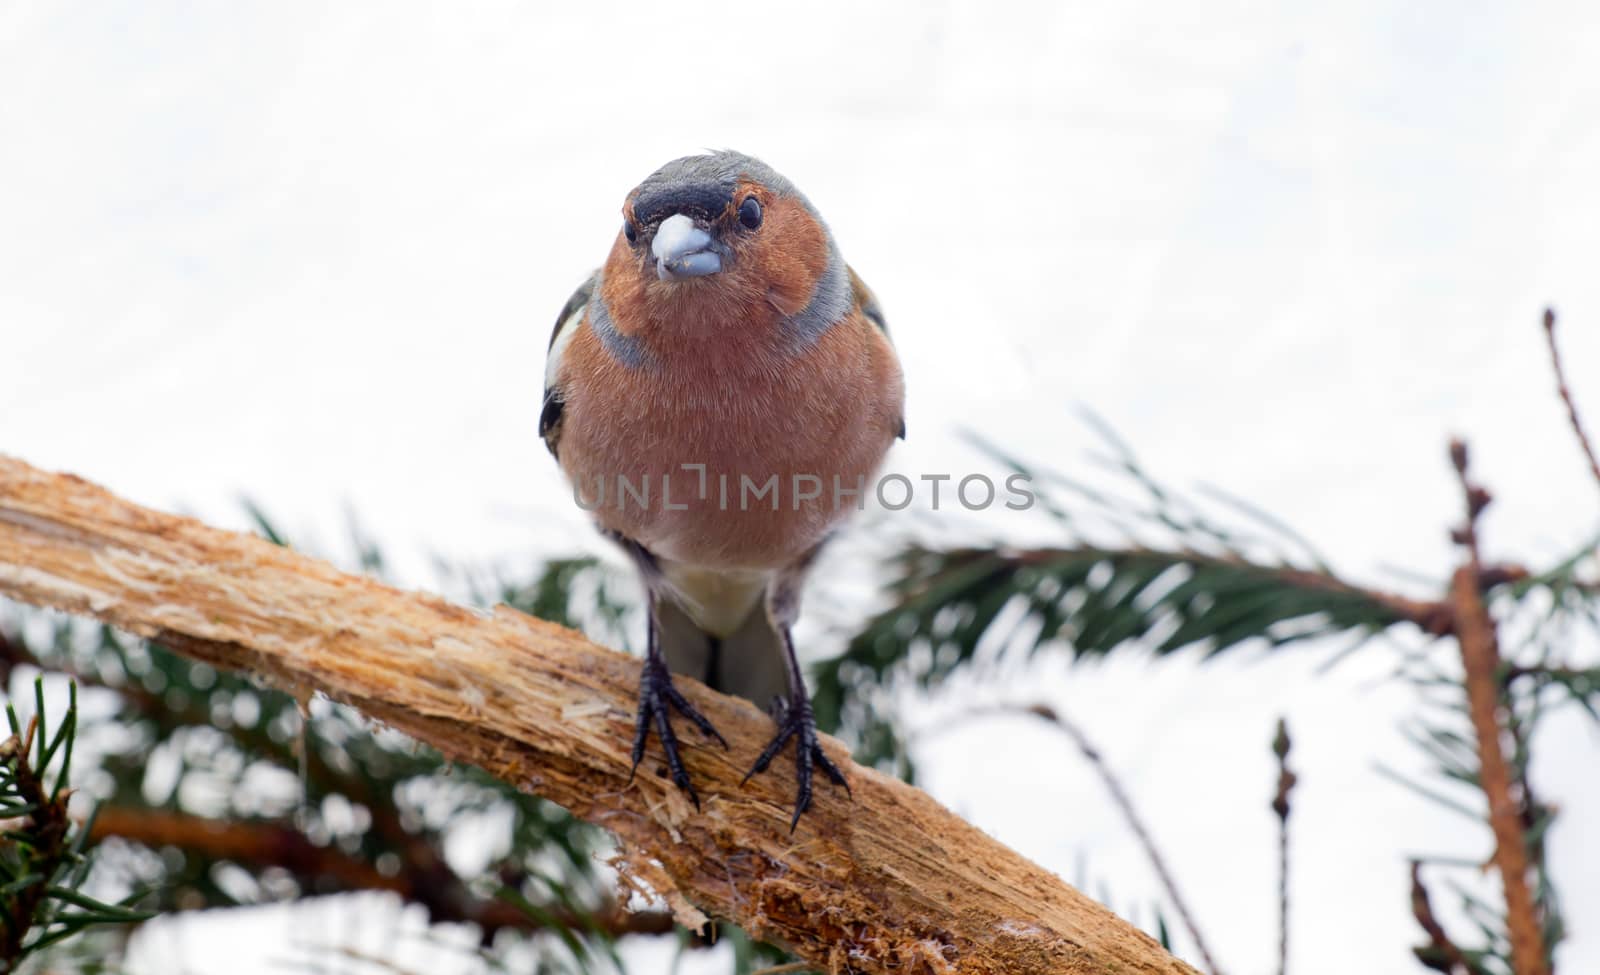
(751, 963, 820, 975)
(1270, 719, 1295, 975)
(1543, 308, 1600, 498)
(1041, 704, 1225, 975)
(1409, 861, 1488, 975)
(1447, 441, 1549, 975)
(935, 702, 1224, 975)
(0, 456, 1200, 975)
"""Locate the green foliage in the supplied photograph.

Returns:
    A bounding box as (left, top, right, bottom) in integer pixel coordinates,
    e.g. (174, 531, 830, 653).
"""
(0, 678, 150, 972)
(816, 545, 1409, 700)
(449, 556, 637, 656)
(814, 427, 1423, 771)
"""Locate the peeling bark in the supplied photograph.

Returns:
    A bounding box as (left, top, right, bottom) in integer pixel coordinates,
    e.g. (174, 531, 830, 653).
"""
(0, 456, 1198, 975)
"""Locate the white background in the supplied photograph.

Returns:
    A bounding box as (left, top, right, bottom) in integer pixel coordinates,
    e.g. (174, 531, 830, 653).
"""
(3, 2, 1600, 973)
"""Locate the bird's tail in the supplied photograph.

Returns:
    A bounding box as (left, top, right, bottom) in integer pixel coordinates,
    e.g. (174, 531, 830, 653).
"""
(656, 596, 789, 708)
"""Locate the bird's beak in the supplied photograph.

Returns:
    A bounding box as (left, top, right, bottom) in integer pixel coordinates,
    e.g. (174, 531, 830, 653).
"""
(651, 213, 723, 280)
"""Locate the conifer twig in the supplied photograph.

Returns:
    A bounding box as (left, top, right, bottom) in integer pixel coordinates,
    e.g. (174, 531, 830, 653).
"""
(87, 806, 674, 940)
(1, 717, 68, 964)
(936, 702, 1223, 975)
(1409, 861, 1487, 975)
(1446, 441, 1548, 975)
(1270, 719, 1295, 975)
(1543, 308, 1600, 498)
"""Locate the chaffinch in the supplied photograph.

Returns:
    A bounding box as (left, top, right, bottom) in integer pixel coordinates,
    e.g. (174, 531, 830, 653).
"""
(540, 150, 904, 828)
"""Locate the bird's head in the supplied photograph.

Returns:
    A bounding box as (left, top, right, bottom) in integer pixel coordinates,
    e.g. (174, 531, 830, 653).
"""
(600, 151, 851, 341)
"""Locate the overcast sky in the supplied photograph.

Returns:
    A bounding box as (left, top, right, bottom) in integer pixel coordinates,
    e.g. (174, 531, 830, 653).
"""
(4, 2, 1600, 973)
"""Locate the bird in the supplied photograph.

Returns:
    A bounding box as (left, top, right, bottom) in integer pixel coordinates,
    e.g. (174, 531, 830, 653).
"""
(540, 150, 904, 828)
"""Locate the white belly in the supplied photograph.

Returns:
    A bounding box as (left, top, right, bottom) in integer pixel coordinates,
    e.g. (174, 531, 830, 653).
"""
(658, 561, 773, 638)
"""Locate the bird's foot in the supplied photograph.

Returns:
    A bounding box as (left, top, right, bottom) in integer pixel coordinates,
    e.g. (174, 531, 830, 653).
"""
(742, 692, 849, 831)
(630, 657, 728, 809)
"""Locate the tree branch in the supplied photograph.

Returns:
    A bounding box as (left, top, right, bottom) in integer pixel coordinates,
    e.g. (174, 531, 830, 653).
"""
(87, 806, 674, 941)
(1409, 861, 1488, 975)
(940, 703, 1224, 975)
(1447, 441, 1548, 975)
(1542, 308, 1600, 499)
(0, 456, 1198, 975)
(1271, 719, 1295, 975)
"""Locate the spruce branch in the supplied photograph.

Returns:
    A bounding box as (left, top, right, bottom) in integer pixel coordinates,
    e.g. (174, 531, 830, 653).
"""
(1446, 440, 1548, 975)
(815, 540, 1458, 762)
(86, 805, 674, 941)
(0, 679, 148, 970)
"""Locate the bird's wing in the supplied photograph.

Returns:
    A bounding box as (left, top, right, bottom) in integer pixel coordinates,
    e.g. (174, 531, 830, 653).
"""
(847, 265, 888, 336)
(847, 265, 905, 440)
(540, 272, 598, 459)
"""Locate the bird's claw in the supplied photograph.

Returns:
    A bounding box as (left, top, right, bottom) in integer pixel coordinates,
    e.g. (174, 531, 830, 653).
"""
(630, 658, 728, 809)
(742, 693, 849, 831)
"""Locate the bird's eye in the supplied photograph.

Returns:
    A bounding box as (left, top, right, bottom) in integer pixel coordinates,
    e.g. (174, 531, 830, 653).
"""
(738, 196, 763, 230)
(623, 220, 638, 245)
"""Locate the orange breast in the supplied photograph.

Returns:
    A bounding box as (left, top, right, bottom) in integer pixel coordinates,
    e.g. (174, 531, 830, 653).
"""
(556, 309, 902, 570)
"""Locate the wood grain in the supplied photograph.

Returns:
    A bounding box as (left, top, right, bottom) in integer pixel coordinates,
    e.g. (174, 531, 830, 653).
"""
(0, 455, 1198, 975)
